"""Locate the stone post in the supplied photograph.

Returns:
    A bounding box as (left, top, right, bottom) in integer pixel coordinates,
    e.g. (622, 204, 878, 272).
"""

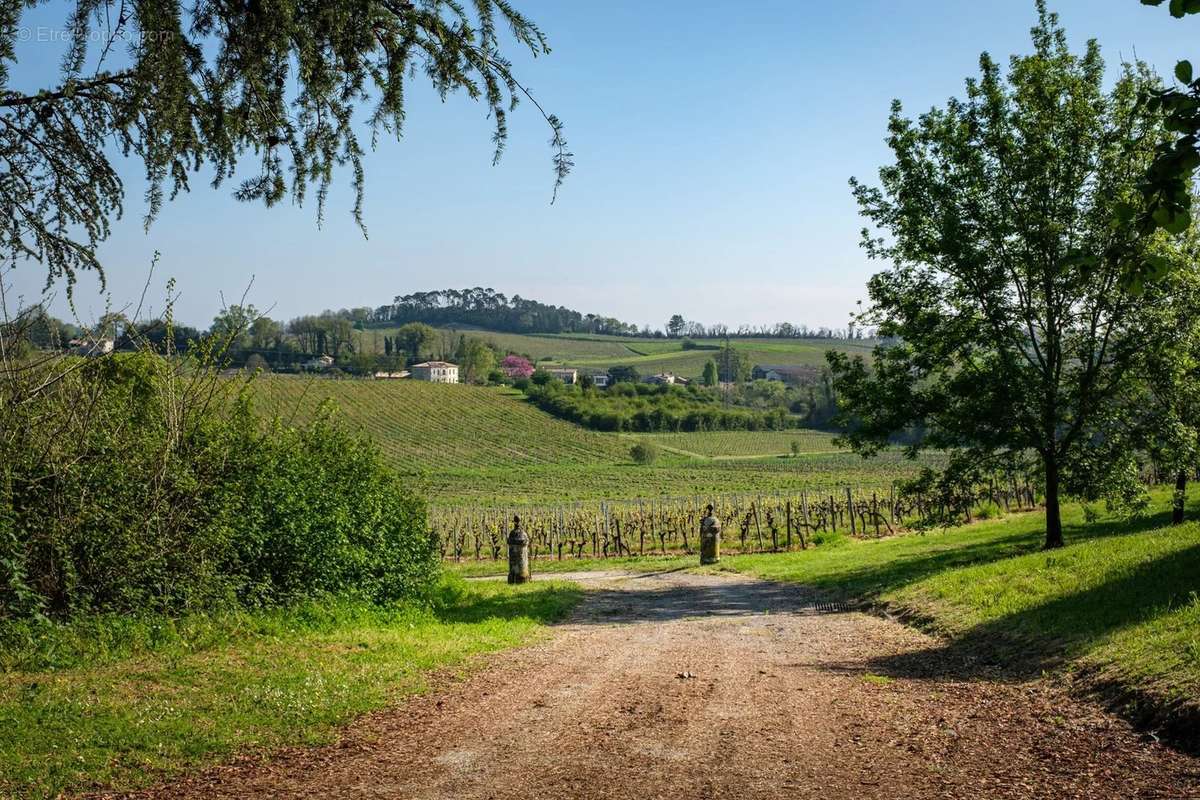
(507, 515, 531, 584)
(699, 504, 721, 565)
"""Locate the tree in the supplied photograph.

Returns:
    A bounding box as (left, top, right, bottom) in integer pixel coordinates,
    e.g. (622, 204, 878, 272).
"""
(701, 359, 718, 387)
(717, 339, 749, 384)
(1, 1, 570, 291)
(629, 442, 660, 465)
(667, 315, 686, 338)
(395, 323, 435, 364)
(500, 354, 535, 379)
(457, 338, 496, 384)
(607, 365, 641, 385)
(830, 5, 1169, 549)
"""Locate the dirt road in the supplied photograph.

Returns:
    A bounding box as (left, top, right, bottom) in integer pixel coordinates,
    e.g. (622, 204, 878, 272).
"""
(116, 570, 1200, 799)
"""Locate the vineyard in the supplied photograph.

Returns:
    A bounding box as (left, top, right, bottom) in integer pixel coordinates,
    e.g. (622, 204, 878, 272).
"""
(629, 430, 841, 458)
(246, 377, 629, 469)
(431, 481, 1040, 562)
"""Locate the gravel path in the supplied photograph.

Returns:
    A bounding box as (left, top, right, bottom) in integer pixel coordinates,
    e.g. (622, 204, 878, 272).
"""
(111, 570, 1200, 799)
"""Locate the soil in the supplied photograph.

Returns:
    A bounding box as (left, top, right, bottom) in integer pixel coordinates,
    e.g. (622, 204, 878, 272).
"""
(103, 569, 1200, 799)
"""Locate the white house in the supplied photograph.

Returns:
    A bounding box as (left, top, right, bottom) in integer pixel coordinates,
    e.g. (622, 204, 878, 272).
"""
(411, 361, 459, 383)
(69, 337, 114, 357)
(545, 367, 578, 385)
(303, 354, 335, 371)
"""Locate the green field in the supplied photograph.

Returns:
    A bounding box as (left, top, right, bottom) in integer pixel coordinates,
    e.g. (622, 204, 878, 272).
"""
(0, 578, 582, 799)
(355, 328, 874, 380)
(629, 430, 842, 458)
(245, 376, 931, 507)
(248, 376, 629, 469)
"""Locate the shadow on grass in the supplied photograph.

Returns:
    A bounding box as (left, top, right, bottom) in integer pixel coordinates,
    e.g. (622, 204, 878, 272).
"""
(753, 501, 1198, 603)
(854, 543, 1200, 684)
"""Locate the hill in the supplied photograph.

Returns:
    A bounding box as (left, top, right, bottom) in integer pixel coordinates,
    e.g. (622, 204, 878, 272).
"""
(353, 328, 874, 380)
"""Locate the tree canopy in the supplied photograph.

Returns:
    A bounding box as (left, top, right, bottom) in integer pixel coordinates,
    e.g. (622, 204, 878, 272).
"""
(1, 0, 570, 291)
(832, 3, 1174, 548)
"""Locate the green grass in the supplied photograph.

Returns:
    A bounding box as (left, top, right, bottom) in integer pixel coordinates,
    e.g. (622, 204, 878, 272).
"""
(720, 489, 1200, 731)
(0, 578, 582, 799)
(628, 430, 841, 459)
(248, 376, 630, 469)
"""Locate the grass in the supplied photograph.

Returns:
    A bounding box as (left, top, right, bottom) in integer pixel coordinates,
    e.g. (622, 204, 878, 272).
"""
(247, 377, 629, 469)
(241, 375, 937, 508)
(0, 578, 583, 799)
(719, 488, 1200, 735)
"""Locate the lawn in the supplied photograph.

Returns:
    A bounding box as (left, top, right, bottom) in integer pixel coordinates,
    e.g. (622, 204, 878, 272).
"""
(720, 489, 1200, 736)
(0, 578, 582, 799)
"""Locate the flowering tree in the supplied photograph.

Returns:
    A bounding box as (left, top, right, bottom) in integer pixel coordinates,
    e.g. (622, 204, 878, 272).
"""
(501, 355, 534, 379)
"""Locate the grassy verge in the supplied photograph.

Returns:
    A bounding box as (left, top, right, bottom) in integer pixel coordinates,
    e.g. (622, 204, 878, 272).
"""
(719, 489, 1200, 740)
(0, 578, 582, 799)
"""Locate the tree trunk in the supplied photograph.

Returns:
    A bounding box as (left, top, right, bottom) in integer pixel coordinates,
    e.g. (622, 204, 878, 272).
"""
(1043, 453, 1064, 550)
(1173, 470, 1189, 526)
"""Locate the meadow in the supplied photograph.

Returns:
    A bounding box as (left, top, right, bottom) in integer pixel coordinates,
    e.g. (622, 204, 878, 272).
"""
(629, 430, 842, 458)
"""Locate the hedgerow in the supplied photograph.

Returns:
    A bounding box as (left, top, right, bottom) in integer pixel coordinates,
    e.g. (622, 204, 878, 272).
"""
(0, 330, 438, 621)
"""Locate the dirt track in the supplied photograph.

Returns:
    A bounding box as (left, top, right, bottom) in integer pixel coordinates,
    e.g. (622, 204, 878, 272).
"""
(111, 570, 1200, 799)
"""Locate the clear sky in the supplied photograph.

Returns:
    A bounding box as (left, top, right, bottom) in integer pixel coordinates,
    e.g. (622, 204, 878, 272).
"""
(6, 1, 1196, 331)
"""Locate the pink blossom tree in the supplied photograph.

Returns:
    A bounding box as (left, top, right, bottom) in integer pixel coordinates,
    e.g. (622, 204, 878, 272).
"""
(501, 354, 534, 379)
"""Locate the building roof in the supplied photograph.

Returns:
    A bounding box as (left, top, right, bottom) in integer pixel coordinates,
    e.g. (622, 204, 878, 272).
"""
(412, 361, 458, 368)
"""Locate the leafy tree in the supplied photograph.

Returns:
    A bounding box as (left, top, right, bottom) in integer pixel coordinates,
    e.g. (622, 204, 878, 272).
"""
(1, 1, 570, 291)
(395, 322, 436, 364)
(607, 365, 641, 385)
(629, 442, 660, 465)
(830, 5, 1170, 549)
(667, 315, 686, 338)
(457, 337, 496, 384)
(501, 354, 535, 379)
(701, 359, 718, 387)
(717, 340, 749, 384)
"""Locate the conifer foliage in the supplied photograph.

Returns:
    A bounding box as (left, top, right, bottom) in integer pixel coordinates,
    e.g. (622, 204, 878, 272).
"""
(0, 0, 570, 290)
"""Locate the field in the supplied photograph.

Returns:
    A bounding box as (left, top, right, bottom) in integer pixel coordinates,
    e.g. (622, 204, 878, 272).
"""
(244, 377, 936, 508)
(355, 328, 875, 380)
(629, 430, 841, 458)
(247, 376, 629, 469)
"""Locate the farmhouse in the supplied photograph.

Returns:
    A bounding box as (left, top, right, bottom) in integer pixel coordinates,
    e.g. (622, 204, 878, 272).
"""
(411, 361, 459, 383)
(590, 373, 610, 388)
(544, 367, 578, 384)
(372, 370, 411, 380)
(303, 354, 336, 371)
(68, 337, 114, 357)
(645, 372, 680, 386)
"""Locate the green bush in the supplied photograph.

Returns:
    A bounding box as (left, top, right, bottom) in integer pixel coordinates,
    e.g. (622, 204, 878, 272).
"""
(0, 342, 438, 621)
(630, 441, 660, 465)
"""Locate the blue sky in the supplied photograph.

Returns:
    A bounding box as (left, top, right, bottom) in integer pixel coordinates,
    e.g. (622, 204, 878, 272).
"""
(6, 1, 1196, 331)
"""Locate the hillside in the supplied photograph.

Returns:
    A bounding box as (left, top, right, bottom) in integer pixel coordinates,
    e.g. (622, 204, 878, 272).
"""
(248, 377, 629, 469)
(354, 328, 874, 380)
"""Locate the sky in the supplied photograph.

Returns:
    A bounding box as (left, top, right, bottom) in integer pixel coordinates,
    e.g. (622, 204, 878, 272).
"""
(5, 1, 1197, 332)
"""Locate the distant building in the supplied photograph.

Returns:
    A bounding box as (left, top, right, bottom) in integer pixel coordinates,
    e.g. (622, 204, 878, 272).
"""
(372, 370, 410, 380)
(753, 364, 820, 385)
(645, 372, 678, 386)
(411, 361, 459, 383)
(68, 337, 114, 357)
(590, 373, 610, 388)
(303, 354, 336, 371)
(544, 367, 578, 385)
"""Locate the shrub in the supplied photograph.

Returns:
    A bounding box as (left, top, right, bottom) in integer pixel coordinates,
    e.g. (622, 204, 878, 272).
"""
(630, 442, 660, 465)
(0, 318, 439, 621)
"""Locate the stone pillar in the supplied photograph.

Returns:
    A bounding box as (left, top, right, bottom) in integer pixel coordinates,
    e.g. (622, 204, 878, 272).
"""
(507, 515, 531, 584)
(699, 505, 721, 565)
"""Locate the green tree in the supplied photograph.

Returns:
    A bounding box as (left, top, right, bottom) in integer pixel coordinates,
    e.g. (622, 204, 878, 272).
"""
(1, 1, 570, 290)
(830, 6, 1169, 549)
(607, 365, 640, 384)
(457, 338, 496, 384)
(667, 315, 686, 338)
(701, 359, 718, 387)
(717, 339, 749, 384)
(396, 323, 436, 364)
(629, 441, 660, 465)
